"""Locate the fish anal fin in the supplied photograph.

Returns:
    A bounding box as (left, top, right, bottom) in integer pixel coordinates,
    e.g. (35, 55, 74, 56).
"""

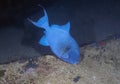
(39, 35, 49, 46)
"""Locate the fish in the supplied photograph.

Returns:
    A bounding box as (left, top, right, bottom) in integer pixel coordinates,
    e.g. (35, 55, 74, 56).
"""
(28, 5, 80, 64)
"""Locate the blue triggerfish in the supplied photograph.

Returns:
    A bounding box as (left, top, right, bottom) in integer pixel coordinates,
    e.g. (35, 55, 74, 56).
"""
(28, 5, 80, 64)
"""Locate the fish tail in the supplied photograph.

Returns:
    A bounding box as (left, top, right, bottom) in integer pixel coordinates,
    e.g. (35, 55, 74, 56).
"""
(28, 4, 49, 30)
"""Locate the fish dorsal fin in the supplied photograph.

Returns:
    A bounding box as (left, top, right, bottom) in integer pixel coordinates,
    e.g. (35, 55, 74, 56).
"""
(39, 35, 49, 46)
(28, 5, 49, 29)
(50, 22, 70, 32)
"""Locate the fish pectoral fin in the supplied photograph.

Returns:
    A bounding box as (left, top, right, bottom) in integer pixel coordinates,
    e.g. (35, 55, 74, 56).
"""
(61, 53, 69, 58)
(60, 46, 71, 58)
(39, 35, 49, 46)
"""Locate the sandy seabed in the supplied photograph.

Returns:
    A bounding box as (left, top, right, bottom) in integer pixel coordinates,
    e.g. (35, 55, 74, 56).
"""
(0, 38, 120, 84)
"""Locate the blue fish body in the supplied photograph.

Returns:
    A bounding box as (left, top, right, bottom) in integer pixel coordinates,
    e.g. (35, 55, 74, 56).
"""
(28, 5, 80, 64)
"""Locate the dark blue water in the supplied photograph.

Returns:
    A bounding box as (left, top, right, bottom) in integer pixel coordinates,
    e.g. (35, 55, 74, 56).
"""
(0, 0, 120, 64)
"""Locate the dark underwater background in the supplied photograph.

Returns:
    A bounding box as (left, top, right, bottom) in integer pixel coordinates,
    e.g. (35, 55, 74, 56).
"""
(0, 0, 120, 64)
